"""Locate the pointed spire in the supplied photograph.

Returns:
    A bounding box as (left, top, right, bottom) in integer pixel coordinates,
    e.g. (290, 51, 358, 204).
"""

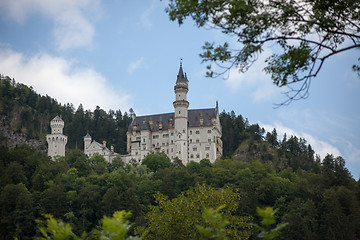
(216, 101, 218, 109)
(176, 59, 188, 83)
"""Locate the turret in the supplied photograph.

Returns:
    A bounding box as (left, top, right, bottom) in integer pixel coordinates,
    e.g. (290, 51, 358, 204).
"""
(84, 132, 92, 151)
(50, 116, 64, 134)
(46, 116, 67, 159)
(173, 61, 189, 163)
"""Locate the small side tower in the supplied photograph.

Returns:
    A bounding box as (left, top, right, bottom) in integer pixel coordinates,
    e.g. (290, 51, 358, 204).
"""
(173, 61, 189, 164)
(84, 132, 92, 153)
(46, 116, 67, 159)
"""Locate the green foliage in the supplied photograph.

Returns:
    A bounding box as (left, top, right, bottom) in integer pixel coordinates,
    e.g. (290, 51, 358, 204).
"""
(137, 184, 252, 240)
(165, 0, 360, 104)
(0, 183, 35, 240)
(252, 207, 288, 240)
(37, 214, 77, 240)
(36, 211, 139, 240)
(197, 205, 229, 240)
(98, 211, 140, 240)
(141, 153, 171, 172)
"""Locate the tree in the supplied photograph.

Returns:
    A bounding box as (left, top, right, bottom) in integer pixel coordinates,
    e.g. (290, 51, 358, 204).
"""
(36, 210, 140, 240)
(136, 184, 251, 239)
(0, 183, 35, 240)
(165, 0, 360, 105)
(141, 153, 171, 172)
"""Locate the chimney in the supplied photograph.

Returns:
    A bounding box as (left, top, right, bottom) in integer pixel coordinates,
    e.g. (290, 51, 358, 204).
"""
(103, 140, 106, 148)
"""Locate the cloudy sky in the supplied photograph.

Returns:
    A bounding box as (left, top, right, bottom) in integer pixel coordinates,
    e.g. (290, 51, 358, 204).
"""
(0, 0, 359, 178)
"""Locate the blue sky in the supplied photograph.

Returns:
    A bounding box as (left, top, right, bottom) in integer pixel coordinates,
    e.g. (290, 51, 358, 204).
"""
(0, 0, 359, 179)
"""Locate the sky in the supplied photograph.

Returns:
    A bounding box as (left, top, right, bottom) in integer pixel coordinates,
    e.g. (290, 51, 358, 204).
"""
(0, 0, 359, 179)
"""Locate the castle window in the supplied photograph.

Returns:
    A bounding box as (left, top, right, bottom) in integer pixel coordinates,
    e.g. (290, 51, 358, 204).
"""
(208, 138, 211, 142)
(196, 130, 200, 134)
(193, 146, 197, 151)
(196, 154, 200, 158)
(153, 135, 159, 139)
(163, 134, 169, 138)
(171, 148, 173, 152)
(143, 146, 146, 150)
(190, 139, 192, 143)
(171, 140, 173, 144)
(208, 130, 211, 134)
(162, 143, 165, 146)
(171, 132, 174, 136)
(143, 138, 146, 142)
(190, 154, 194, 158)
(179, 111, 181, 114)
(196, 139, 199, 143)
(190, 130, 192, 135)
(183, 130, 185, 133)
(205, 146, 210, 151)
(206, 153, 209, 158)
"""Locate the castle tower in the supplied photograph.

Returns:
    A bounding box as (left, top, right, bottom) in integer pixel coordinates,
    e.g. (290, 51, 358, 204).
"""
(173, 61, 189, 164)
(46, 116, 67, 159)
(84, 132, 92, 152)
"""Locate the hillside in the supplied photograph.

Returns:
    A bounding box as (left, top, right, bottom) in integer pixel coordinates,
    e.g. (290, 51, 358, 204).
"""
(0, 75, 132, 154)
(1, 75, 359, 240)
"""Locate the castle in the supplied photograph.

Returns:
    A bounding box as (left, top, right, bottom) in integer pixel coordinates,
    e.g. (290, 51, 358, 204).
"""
(125, 63, 223, 165)
(46, 116, 67, 159)
(83, 133, 120, 162)
(47, 63, 223, 165)
(46, 116, 120, 162)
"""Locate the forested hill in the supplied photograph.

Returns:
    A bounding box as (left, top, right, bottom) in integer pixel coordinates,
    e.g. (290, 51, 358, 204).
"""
(0, 74, 352, 172)
(0, 75, 133, 154)
(1, 75, 360, 240)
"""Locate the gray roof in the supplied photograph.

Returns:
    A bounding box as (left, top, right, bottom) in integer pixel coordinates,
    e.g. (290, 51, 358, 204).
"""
(51, 115, 63, 122)
(176, 62, 188, 83)
(128, 108, 217, 132)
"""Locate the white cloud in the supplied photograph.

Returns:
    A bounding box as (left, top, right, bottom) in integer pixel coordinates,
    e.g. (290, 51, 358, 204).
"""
(0, 48, 131, 111)
(261, 121, 341, 160)
(140, 0, 158, 30)
(0, 0, 101, 50)
(127, 57, 145, 74)
(344, 141, 360, 164)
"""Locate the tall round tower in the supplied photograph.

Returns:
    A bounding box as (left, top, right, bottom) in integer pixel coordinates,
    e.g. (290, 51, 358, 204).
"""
(173, 61, 189, 164)
(46, 116, 67, 159)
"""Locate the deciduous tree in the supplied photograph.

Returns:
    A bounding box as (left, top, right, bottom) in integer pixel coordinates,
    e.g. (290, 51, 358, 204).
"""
(165, 0, 360, 104)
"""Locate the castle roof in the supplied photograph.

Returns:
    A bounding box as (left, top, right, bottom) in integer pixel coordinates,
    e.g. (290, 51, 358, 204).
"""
(128, 108, 218, 132)
(51, 115, 63, 122)
(176, 61, 188, 83)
